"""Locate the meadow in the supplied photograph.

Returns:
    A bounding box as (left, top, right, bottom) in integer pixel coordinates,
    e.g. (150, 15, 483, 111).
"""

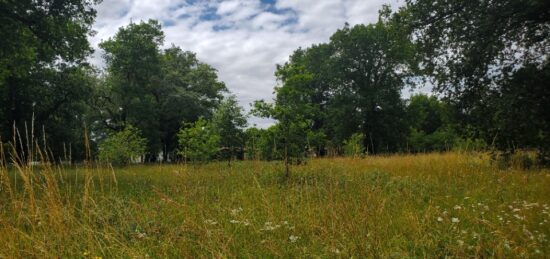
(1, 152, 549, 258)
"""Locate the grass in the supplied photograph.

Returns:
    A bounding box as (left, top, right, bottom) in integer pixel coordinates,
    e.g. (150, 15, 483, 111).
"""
(1, 152, 549, 258)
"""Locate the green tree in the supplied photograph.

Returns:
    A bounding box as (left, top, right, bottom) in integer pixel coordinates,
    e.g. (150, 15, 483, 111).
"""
(252, 64, 317, 177)
(98, 20, 164, 159)
(211, 95, 247, 165)
(402, 0, 550, 158)
(329, 8, 414, 153)
(96, 21, 226, 161)
(0, 0, 99, 160)
(259, 7, 414, 157)
(98, 125, 147, 166)
(177, 118, 220, 163)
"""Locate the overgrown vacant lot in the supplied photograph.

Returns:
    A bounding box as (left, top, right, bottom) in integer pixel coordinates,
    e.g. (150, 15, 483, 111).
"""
(1, 153, 549, 258)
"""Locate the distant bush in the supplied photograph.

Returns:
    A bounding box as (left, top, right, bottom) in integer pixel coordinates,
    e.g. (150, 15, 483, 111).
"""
(453, 137, 487, 152)
(408, 127, 457, 152)
(344, 133, 365, 157)
(177, 118, 220, 163)
(98, 125, 147, 166)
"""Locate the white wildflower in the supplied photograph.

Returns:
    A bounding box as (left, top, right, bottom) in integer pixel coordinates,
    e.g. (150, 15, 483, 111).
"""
(230, 207, 243, 216)
(454, 205, 462, 210)
(452, 217, 460, 223)
(230, 220, 240, 224)
(289, 235, 299, 243)
(437, 217, 444, 222)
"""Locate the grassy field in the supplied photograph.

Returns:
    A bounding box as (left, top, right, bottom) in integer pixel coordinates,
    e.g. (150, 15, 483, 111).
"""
(1, 152, 549, 258)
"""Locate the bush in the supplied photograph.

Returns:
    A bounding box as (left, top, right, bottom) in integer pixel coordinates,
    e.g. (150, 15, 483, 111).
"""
(98, 125, 147, 166)
(344, 133, 365, 157)
(408, 127, 457, 152)
(177, 118, 220, 163)
(453, 137, 487, 152)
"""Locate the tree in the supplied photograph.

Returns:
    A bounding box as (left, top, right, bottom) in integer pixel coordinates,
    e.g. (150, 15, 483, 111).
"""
(257, 6, 415, 159)
(211, 95, 247, 165)
(0, 0, 99, 160)
(98, 125, 147, 166)
(402, 0, 550, 158)
(177, 118, 220, 163)
(157, 46, 226, 161)
(96, 21, 226, 161)
(329, 8, 414, 153)
(98, 20, 164, 159)
(252, 64, 317, 177)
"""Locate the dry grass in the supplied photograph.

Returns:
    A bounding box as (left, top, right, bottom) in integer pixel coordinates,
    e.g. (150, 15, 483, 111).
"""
(1, 152, 549, 258)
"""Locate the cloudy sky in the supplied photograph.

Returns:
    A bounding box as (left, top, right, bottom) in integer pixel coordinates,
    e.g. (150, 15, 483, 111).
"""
(90, 0, 405, 127)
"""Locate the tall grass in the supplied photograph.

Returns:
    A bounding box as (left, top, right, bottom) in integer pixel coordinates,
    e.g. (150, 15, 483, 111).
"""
(0, 142, 549, 257)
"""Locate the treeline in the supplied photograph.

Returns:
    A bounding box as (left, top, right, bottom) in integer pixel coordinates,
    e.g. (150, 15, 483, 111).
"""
(0, 1, 548, 166)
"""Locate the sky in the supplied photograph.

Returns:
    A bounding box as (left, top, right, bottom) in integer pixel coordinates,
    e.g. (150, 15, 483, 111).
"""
(89, 0, 405, 127)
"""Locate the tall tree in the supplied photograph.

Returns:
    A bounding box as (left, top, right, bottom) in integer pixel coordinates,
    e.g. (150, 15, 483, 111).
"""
(402, 0, 550, 157)
(0, 0, 99, 160)
(96, 21, 226, 161)
(258, 6, 416, 156)
(98, 20, 164, 159)
(158, 46, 226, 161)
(329, 9, 414, 153)
(211, 95, 247, 165)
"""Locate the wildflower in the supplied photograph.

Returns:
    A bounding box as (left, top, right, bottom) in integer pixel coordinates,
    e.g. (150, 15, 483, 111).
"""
(261, 221, 280, 231)
(513, 214, 524, 220)
(452, 217, 460, 223)
(330, 248, 341, 254)
(289, 235, 299, 243)
(83, 251, 90, 256)
(437, 217, 443, 222)
(137, 232, 146, 239)
(230, 220, 240, 224)
(454, 205, 462, 210)
(230, 207, 243, 216)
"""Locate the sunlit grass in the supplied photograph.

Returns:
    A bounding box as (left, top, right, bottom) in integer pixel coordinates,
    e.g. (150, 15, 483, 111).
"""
(1, 152, 549, 257)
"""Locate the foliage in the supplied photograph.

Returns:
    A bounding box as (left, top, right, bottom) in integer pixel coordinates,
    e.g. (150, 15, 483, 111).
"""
(256, 7, 415, 158)
(177, 118, 220, 163)
(95, 21, 226, 161)
(402, 0, 550, 157)
(211, 95, 247, 162)
(343, 133, 365, 157)
(405, 94, 459, 152)
(0, 0, 99, 160)
(98, 125, 147, 166)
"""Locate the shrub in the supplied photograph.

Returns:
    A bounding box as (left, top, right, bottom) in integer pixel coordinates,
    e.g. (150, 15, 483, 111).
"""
(177, 118, 220, 163)
(344, 133, 365, 157)
(98, 125, 147, 166)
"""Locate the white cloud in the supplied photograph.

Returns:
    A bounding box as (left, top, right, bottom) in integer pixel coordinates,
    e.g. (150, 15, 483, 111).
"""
(90, 0, 405, 128)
